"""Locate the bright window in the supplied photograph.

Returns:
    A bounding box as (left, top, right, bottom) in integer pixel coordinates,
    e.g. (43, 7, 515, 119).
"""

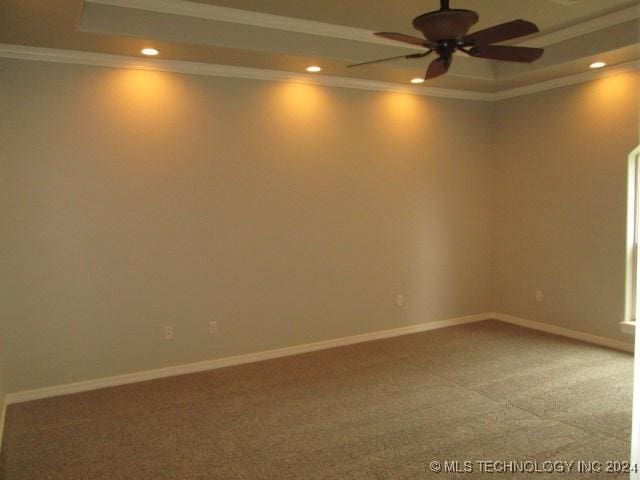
(623, 145, 640, 334)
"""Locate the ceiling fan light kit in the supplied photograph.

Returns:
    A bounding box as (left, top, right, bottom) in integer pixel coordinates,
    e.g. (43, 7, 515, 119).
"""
(348, 0, 544, 81)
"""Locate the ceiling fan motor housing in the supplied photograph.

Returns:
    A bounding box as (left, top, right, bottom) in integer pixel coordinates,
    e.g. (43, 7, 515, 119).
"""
(412, 9, 479, 42)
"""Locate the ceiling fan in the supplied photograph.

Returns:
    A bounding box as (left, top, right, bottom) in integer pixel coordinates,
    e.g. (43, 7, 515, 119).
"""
(348, 0, 544, 80)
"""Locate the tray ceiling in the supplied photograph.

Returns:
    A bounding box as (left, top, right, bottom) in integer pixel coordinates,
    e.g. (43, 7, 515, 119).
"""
(0, 0, 638, 94)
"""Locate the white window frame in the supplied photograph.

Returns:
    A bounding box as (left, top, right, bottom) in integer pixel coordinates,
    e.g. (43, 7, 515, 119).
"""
(622, 145, 640, 335)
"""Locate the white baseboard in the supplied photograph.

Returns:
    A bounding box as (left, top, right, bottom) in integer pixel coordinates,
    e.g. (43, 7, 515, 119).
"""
(493, 312, 635, 353)
(5, 312, 492, 405)
(5, 311, 633, 407)
(621, 321, 636, 336)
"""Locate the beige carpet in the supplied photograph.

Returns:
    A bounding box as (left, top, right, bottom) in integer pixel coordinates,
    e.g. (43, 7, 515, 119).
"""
(0, 320, 633, 479)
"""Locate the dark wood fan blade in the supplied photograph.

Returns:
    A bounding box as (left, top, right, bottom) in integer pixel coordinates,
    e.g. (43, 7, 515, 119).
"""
(464, 19, 539, 45)
(375, 32, 429, 47)
(425, 56, 451, 80)
(347, 52, 430, 68)
(467, 45, 543, 63)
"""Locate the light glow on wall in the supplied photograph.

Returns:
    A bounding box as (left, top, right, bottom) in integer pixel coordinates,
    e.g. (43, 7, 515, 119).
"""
(375, 92, 424, 143)
(268, 82, 332, 153)
(98, 69, 190, 142)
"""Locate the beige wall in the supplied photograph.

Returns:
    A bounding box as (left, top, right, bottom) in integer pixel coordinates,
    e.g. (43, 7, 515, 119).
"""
(3, 59, 637, 394)
(492, 71, 640, 342)
(0, 59, 493, 392)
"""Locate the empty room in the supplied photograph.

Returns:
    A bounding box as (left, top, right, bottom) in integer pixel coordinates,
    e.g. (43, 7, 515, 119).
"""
(1, 0, 639, 478)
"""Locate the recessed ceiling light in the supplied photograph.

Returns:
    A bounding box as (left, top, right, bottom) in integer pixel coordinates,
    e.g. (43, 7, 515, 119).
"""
(306, 66, 322, 73)
(590, 61, 606, 69)
(141, 48, 159, 56)
(411, 78, 425, 84)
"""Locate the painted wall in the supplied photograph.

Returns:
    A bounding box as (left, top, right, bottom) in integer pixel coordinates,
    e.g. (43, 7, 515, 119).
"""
(0, 59, 493, 392)
(491, 71, 640, 343)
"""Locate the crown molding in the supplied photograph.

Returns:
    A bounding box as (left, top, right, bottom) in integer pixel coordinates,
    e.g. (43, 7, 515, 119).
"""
(0, 44, 638, 102)
(86, 0, 424, 51)
(0, 44, 491, 101)
(87, 0, 639, 52)
(521, 5, 640, 48)
(493, 59, 640, 100)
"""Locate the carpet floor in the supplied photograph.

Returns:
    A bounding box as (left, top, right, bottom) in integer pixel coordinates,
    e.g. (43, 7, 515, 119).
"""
(0, 320, 634, 479)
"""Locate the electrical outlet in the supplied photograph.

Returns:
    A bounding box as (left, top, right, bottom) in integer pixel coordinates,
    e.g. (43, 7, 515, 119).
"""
(535, 291, 544, 303)
(164, 326, 174, 340)
(396, 293, 405, 307)
(209, 321, 218, 335)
